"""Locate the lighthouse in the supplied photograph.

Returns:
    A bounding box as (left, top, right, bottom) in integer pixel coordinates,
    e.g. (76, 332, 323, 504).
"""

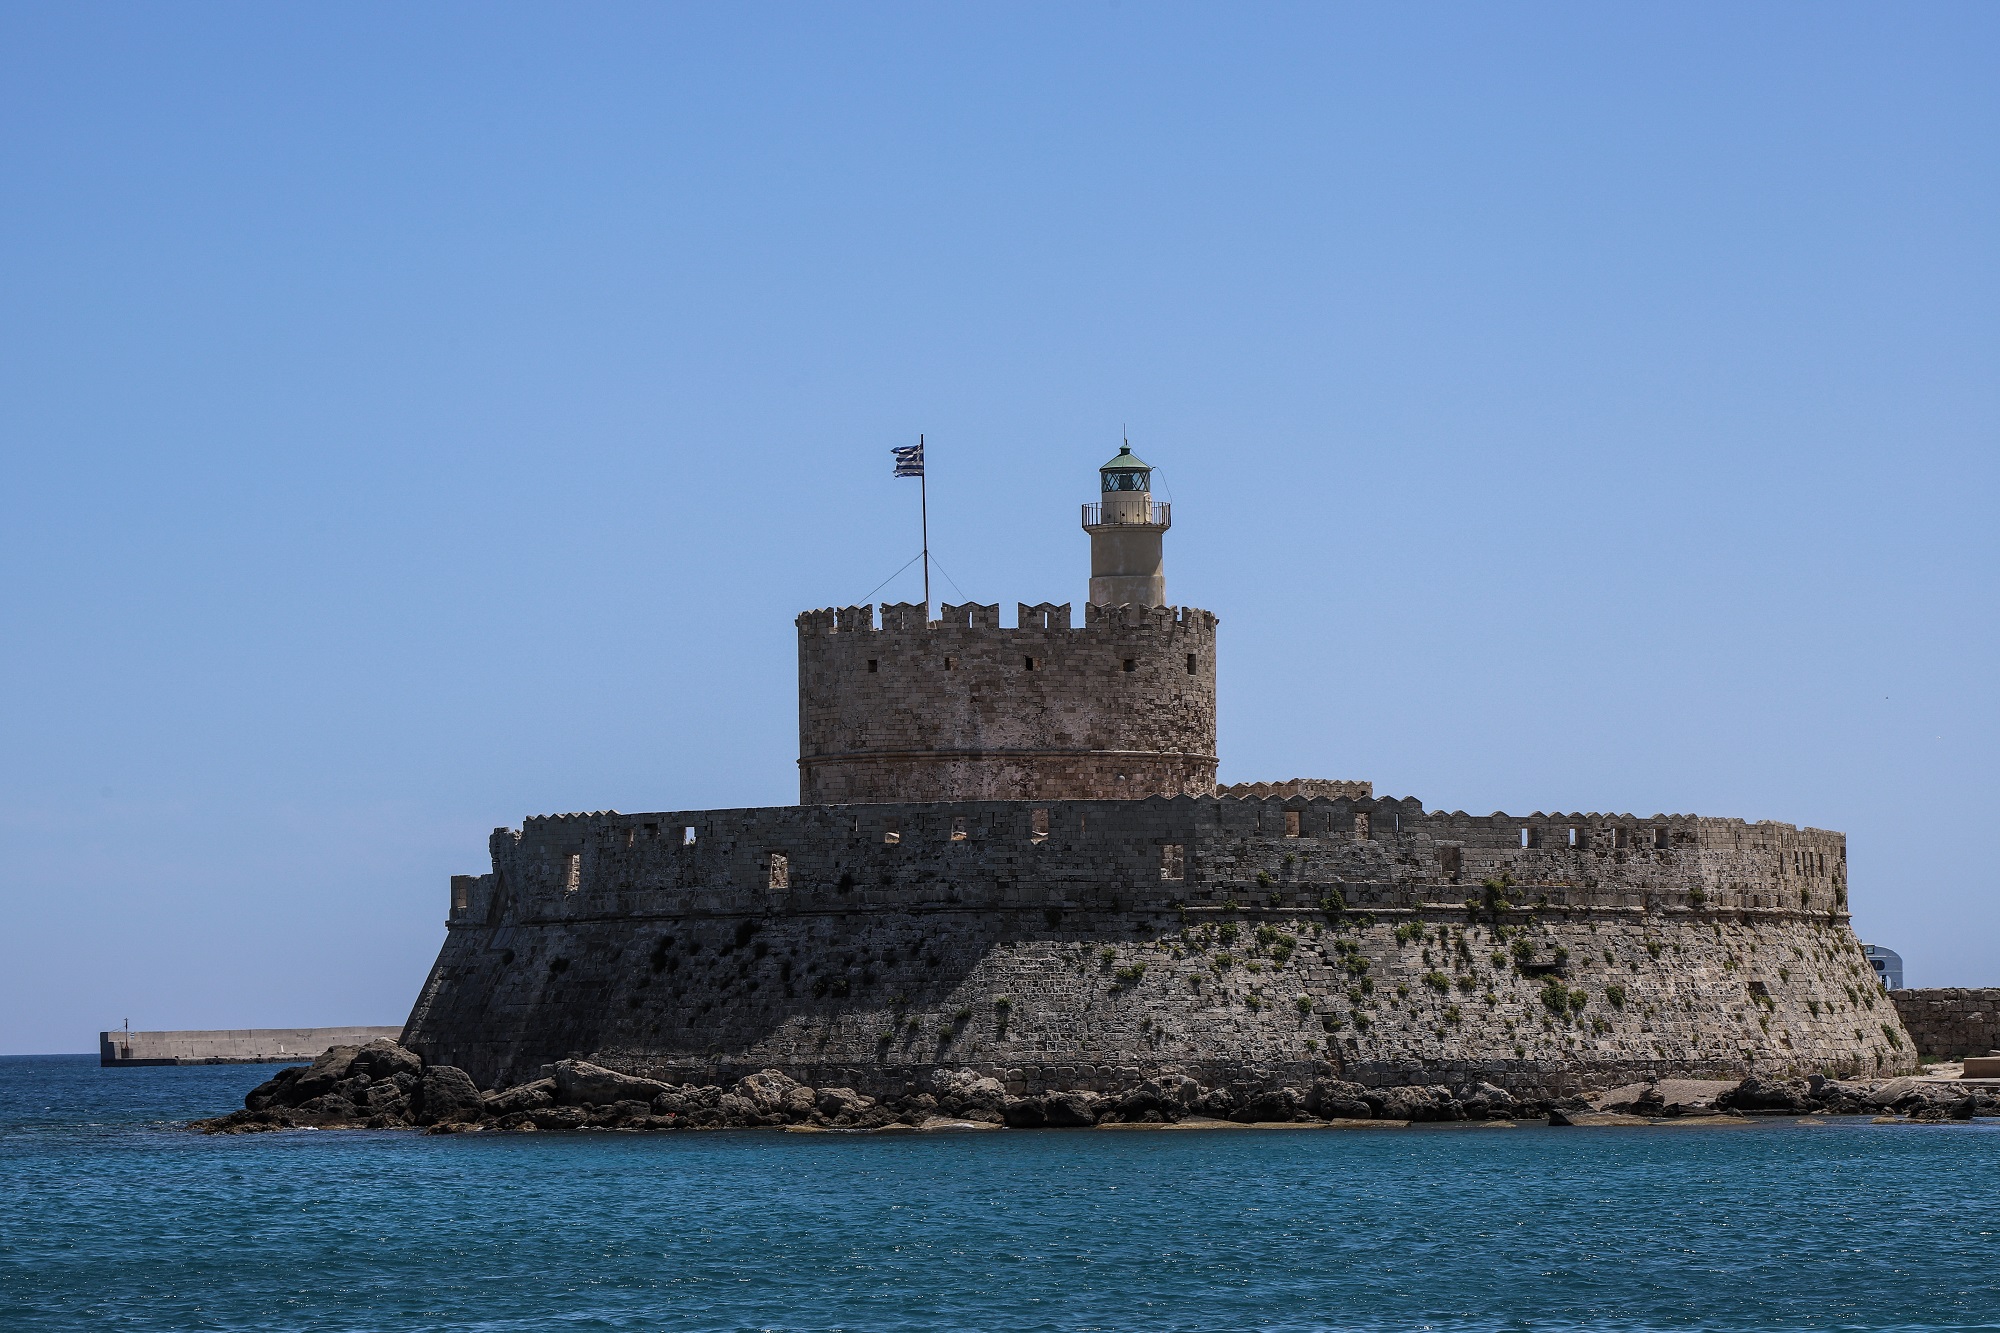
(1082, 444, 1171, 607)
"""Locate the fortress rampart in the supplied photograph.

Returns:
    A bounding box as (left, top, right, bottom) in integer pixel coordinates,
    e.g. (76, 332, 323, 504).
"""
(403, 793, 1906, 1095)
(393, 446, 1918, 1115)
(796, 601, 1217, 804)
(1890, 988, 2000, 1060)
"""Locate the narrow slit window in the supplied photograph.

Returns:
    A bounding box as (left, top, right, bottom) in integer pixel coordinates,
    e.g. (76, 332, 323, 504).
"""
(951, 817, 968, 841)
(1161, 843, 1185, 880)
(624, 828, 635, 848)
(768, 852, 789, 890)
(1440, 845, 1462, 880)
(1354, 812, 1371, 842)
(452, 880, 470, 912)
(682, 826, 697, 846)
(1614, 826, 1630, 850)
(1284, 810, 1301, 837)
(1567, 827, 1578, 848)
(883, 819, 900, 845)
(1029, 808, 1049, 843)
(867, 659, 878, 673)
(1122, 659, 1136, 673)
(1186, 654, 1197, 675)
(1520, 828, 1531, 849)
(1024, 656, 1037, 671)
(944, 657, 956, 671)
(1654, 827, 1669, 850)
(563, 853, 581, 894)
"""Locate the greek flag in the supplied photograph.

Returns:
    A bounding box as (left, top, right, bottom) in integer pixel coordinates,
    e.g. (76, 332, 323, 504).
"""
(891, 442, 924, 478)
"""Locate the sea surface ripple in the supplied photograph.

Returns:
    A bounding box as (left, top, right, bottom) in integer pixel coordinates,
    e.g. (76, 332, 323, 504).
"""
(3, 1055, 1996, 1332)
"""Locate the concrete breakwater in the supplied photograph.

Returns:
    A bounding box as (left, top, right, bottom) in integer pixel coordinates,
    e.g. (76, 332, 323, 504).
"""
(101, 1027, 403, 1066)
(398, 793, 1914, 1099)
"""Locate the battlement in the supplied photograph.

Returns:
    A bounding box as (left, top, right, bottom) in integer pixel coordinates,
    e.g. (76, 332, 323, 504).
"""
(794, 602, 1216, 636)
(796, 601, 1218, 805)
(1219, 779, 1374, 801)
(445, 793, 1851, 930)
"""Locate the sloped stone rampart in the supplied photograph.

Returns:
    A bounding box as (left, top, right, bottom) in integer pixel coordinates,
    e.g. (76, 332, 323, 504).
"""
(403, 795, 1912, 1094)
(1890, 988, 2000, 1059)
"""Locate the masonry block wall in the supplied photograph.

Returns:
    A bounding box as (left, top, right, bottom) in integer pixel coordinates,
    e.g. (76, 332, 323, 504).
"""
(403, 794, 1911, 1094)
(796, 602, 1218, 804)
(1890, 989, 2000, 1059)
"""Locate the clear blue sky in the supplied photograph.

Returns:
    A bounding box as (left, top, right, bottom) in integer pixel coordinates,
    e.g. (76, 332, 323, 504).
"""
(2, 5, 1994, 1053)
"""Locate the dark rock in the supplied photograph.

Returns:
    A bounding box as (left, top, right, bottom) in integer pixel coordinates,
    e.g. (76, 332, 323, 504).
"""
(1458, 1082, 1518, 1121)
(1196, 1086, 1239, 1117)
(293, 1094, 359, 1120)
(349, 1039, 423, 1084)
(815, 1086, 877, 1123)
(716, 1092, 762, 1125)
(244, 1066, 306, 1111)
(1719, 1077, 1813, 1114)
(892, 1093, 939, 1126)
(653, 1084, 723, 1117)
(552, 1060, 674, 1107)
(529, 1106, 590, 1131)
(1232, 1088, 1304, 1123)
(356, 1082, 409, 1113)
(1002, 1091, 1097, 1128)
(485, 1079, 557, 1116)
(414, 1066, 485, 1126)
(1304, 1079, 1375, 1120)
(286, 1046, 362, 1103)
(1043, 1091, 1100, 1127)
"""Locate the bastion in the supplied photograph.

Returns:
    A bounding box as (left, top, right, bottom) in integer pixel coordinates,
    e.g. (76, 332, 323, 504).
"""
(399, 446, 1918, 1102)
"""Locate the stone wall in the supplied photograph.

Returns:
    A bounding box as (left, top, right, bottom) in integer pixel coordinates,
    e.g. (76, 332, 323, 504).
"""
(796, 602, 1217, 803)
(1890, 988, 2000, 1059)
(403, 794, 1911, 1094)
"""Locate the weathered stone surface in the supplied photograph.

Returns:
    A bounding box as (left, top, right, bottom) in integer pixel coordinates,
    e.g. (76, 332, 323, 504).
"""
(414, 1066, 483, 1125)
(406, 795, 1912, 1105)
(1889, 988, 2000, 1060)
(732, 1070, 817, 1122)
(552, 1060, 673, 1108)
(485, 1078, 556, 1115)
(1305, 1078, 1377, 1121)
(1458, 1082, 1517, 1120)
(286, 1045, 361, 1102)
(1004, 1091, 1101, 1128)
(797, 603, 1218, 804)
(1374, 1085, 1463, 1123)
(350, 1038, 423, 1084)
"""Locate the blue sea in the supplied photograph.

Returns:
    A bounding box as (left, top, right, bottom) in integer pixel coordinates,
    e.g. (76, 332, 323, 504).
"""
(2, 1055, 1996, 1332)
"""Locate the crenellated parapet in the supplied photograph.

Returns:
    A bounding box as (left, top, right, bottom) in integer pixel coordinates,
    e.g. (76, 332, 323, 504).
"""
(795, 601, 1218, 803)
(441, 796, 1856, 932)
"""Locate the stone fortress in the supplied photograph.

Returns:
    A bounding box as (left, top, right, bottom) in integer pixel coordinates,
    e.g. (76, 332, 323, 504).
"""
(400, 446, 1919, 1109)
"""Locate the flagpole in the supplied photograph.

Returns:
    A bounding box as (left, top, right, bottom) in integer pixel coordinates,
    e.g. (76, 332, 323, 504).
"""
(918, 434, 930, 617)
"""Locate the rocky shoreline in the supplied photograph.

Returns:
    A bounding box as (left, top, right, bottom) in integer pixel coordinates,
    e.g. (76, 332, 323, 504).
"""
(190, 1039, 1996, 1136)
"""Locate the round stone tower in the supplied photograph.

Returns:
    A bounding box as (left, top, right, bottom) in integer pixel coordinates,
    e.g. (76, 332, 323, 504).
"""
(1082, 444, 1170, 607)
(796, 449, 1216, 804)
